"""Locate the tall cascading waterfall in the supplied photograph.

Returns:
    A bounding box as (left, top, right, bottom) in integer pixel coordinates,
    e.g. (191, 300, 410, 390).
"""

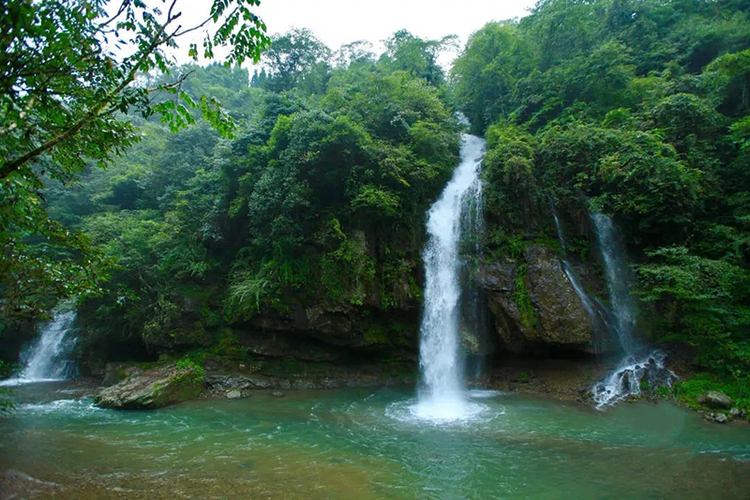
(0, 311, 78, 386)
(551, 207, 613, 349)
(590, 213, 675, 406)
(414, 133, 486, 421)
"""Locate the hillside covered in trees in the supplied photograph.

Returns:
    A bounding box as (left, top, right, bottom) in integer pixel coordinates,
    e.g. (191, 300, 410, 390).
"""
(451, 0, 750, 393)
(2, 0, 749, 406)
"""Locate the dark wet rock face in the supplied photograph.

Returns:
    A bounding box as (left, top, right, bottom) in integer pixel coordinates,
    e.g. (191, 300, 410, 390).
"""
(204, 371, 415, 395)
(480, 245, 602, 354)
(95, 363, 204, 410)
(524, 246, 595, 346)
(243, 305, 419, 355)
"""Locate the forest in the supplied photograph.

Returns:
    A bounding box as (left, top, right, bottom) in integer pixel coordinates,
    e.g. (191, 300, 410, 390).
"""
(2, 0, 750, 407)
(3, 1, 750, 498)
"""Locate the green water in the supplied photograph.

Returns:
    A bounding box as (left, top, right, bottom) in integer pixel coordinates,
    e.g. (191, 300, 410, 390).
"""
(1, 382, 749, 499)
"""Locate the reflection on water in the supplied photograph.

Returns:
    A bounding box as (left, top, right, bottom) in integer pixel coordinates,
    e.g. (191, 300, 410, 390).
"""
(1, 382, 749, 499)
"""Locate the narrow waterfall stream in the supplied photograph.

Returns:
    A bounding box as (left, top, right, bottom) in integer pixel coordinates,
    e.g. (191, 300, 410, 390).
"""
(590, 214, 638, 353)
(413, 133, 486, 421)
(589, 213, 675, 407)
(551, 208, 613, 346)
(1, 311, 78, 386)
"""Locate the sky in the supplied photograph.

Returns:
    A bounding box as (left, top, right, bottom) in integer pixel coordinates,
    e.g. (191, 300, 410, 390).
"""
(253, 0, 537, 52)
(162, 0, 538, 68)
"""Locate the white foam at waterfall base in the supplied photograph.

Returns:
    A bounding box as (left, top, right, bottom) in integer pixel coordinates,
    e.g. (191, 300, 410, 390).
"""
(411, 133, 486, 422)
(0, 311, 77, 386)
(593, 351, 677, 408)
(387, 395, 492, 426)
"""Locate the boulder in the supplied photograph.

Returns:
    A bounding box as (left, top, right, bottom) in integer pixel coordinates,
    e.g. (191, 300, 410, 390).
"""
(714, 413, 729, 424)
(95, 362, 204, 410)
(480, 245, 603, 353)
(697, 390, 733, 409)
(703, 412, 729, 424)
(226, 390, 243, 399)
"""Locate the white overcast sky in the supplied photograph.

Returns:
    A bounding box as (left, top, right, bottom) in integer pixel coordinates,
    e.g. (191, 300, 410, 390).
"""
(254, 0, 537, 50)
(164, 0, 538, 68)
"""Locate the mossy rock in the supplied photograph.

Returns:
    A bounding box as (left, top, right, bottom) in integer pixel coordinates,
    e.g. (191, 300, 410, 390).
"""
(95, 362, 204, 410)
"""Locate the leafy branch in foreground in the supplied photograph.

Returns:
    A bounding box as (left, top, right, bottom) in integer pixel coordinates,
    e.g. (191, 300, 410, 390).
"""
(1, 0, 269, 180)
(0, 0, 270, 319)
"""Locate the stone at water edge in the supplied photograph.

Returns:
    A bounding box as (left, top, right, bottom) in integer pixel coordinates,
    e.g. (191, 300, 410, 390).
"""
(271, 391, 284, 397)
(226, 389, 243, 399)
(703, 412, 729, 424)
(730, 407, 745, 419)
(95, 362, 204, 410)
(697, 390, 733, 409)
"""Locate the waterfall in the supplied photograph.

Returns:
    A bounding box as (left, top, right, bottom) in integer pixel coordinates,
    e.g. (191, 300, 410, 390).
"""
(0, 311, 78, 386)
(589, 213, 675, 406)
(551, 208, 613, 349)
(590, 213, 638, 353)
(414, 133, 486, 421)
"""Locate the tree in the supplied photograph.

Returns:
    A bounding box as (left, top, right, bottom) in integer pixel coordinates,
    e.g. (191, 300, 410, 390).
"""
(451, 21, 531, 134)
(260, 28, 331, 92)
(0, 0, 270, 319)
(378, 30, 457, 86)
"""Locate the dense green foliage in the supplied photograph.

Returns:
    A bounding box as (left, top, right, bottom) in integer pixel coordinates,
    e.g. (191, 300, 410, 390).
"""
(452, 0, 750, 382)
(671, 372, 750, 411)
(4, 0, 750, 404)
(16, 30, 460, 364)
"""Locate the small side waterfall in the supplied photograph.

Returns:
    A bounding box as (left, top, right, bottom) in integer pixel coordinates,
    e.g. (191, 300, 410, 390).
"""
(589, 213, 675, 406)
(590, 214, 638, 353)
(414, 133, 486, 421)
(551, 208, 614, 346)
(1, 311, 78, 386)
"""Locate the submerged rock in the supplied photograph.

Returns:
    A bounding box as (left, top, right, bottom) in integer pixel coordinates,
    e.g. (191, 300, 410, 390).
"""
(95, 362, 204, 410)
(697, 391, 733, 409)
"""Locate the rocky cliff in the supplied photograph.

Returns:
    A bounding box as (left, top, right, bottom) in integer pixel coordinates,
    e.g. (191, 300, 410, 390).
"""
(480, 245, 608, 355)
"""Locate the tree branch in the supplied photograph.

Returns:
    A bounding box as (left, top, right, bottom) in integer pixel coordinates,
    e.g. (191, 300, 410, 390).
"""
(0, 16, 174, 179)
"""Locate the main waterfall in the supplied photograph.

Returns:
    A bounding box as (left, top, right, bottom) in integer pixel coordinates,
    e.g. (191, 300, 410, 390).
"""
(413, 133, 486, 421)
